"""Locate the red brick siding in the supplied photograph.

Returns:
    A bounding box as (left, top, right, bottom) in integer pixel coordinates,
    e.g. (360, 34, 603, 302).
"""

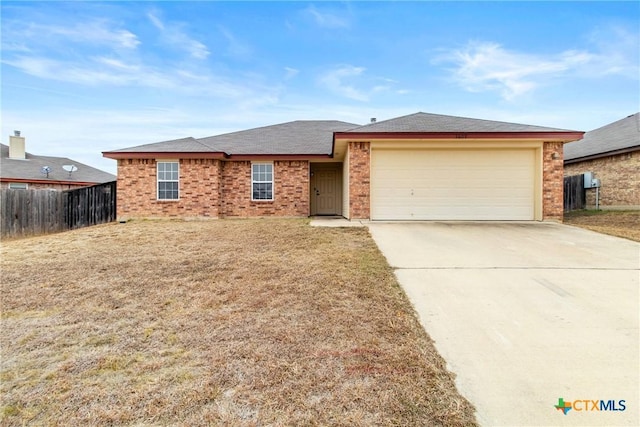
(221, 161, 309, 217)
(116, 159, 309, 219)
(348, 142, 370, 219)
(564, 151, 639, 209)
(543, 142, 564, 221)
(116, 158, 221, 219)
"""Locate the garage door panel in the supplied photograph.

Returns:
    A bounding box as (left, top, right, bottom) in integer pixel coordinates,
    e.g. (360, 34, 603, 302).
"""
(371, 149, 535, 220)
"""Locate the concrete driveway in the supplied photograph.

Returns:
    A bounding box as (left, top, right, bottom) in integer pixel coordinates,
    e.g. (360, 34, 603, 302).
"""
(368, 222, 639, 427)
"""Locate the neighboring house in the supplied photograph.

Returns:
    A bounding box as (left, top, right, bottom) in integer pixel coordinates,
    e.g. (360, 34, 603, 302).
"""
(103, 112, 583, 222)
(564, 113, 640, 210)
(1, 132, 116, 190)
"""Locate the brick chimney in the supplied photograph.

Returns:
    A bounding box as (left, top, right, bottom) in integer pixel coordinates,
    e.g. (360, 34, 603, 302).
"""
(9, 131, 26, 159)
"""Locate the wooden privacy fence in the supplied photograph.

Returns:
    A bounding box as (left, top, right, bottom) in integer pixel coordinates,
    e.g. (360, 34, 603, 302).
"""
(1, 188, 64, 238)
(1, 181, 116, 239)
(64, 181, 117, 230)
(564, 174, 585, 212)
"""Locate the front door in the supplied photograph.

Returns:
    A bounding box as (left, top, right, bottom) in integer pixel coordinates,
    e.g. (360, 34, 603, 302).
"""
(315, 170, 337, 215)
(310, 164, 342, 216)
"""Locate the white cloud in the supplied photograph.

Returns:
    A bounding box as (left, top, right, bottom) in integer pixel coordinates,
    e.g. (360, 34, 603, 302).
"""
(435, 41, 595, 100)
(15, 21, 140, 50)
(5, 56, 158, 87)
(318, 66, 403, 102)
(147, 12, 165, 31)
(584, 25, 640, 79)
(218, 26, 252, 60)
(319, 65, 369, 101)
(284, 67, 300, 80)
(435, 27, 639, 101)
(94, 56, 141, 72)
(2, 54, 274, 101)
(147, 12, 209, 60)
(304, 5, 350, 29)
(0, 42, 32, 53)
(0, 10, 270, 99)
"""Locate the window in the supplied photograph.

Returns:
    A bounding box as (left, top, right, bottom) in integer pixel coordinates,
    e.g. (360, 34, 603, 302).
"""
(157, 162, 179, 200)
(252, 163, 273, 201)
(8, 183, 28, 190)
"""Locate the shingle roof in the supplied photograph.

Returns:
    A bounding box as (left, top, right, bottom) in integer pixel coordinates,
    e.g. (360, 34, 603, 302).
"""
(1, 144, 116, 184)
(564, 113, 640, 161)
(107, 137, 216, 153)
(107, 121, 360, 156)
(104, 112, 582, 158)
(198, 120, 359, 155)
(345, 112, 577, 133)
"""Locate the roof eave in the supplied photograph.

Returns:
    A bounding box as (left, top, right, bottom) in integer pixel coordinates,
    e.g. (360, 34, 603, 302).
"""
(102, 151, 229, 160)
(227, 154, 333, 160)
(564, 145, 640, 164)
(335, 131, 584, 142)
(102, 151, 333, 160)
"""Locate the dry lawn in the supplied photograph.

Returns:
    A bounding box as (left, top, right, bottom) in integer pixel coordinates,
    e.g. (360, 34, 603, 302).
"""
(563, 210, 640, 242)
(0, 219, 477, 426)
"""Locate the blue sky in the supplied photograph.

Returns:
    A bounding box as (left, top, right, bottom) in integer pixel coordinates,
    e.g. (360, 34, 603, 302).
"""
(2, 1, 638, 175)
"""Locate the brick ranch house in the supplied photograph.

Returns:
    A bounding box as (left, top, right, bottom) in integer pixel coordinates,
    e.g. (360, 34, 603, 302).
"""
(103, 112, 583, 222)
(564, 112, 640, 210)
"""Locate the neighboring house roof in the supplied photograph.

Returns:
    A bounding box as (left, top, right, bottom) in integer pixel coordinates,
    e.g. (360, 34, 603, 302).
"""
(1, 143, 116, 185)
(105, 121, 359, 158)
(564, 113, 640, 163)
(345, 112, 576, 133)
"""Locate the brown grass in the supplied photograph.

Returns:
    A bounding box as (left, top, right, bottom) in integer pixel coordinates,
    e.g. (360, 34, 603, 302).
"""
(563, 210, 640, 242)
(0, 219, 477, 426)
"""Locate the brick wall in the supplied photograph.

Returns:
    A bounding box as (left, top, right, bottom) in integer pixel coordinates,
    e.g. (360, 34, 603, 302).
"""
(348, 142, 370, 219)
(117, 159, 309, 219)
(116, 158, 221, 219)
(543, 142, 564, 221)
(565, 151, 639, 209)
(221, 160, 309, 217)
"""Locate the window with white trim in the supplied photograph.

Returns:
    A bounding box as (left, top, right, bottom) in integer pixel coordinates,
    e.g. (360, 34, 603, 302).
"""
(251, 163, 273, 201)
(157, 162, 179, 200)
(8, 183, 28, 189)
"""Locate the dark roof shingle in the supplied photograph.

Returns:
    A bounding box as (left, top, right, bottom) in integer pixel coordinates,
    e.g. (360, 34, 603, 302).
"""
(108, 121, 360, 156)
(564, 113, 640, 161)
(198, 120, 359, 155)
(345, 112, 576, 133)
(1, 144, 116, 184)
(107, 137, 216, 153)
(105, 112, 583, 157)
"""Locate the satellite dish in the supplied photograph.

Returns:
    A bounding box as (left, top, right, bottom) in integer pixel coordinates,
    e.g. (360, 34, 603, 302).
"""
(41, 166, 51, 178)
(62, 164, 78, 177)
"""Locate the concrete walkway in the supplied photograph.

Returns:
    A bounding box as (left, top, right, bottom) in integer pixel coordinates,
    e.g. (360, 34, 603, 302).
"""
(367, 222, 639, 427)
(309, 217, 367, 227)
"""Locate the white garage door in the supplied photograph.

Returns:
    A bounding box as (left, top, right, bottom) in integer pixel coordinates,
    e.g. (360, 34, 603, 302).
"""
(371, 149, 535, 220)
